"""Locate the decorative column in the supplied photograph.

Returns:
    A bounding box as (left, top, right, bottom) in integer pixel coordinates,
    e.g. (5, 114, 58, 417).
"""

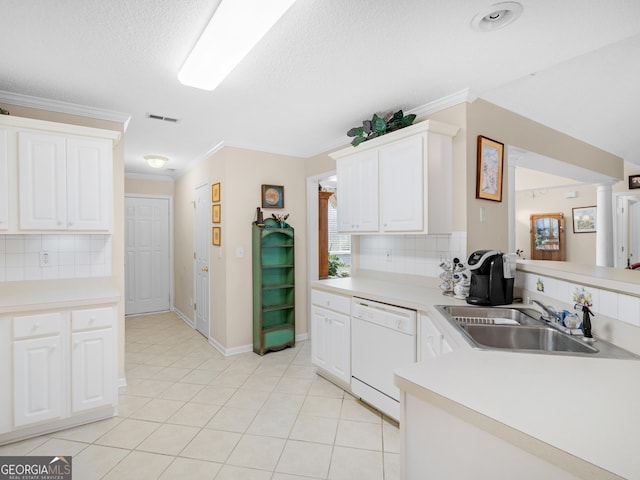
(596, 182, 615, 267)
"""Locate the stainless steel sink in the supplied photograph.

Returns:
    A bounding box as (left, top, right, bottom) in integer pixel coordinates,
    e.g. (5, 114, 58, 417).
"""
(436, 305, 640, 359)
(459, 324, 597, 354)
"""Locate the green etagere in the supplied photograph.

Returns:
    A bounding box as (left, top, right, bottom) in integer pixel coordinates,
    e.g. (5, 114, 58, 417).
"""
(252, 219, 295, 355)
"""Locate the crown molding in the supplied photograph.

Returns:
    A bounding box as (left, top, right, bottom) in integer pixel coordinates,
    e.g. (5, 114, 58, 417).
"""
(0, 90, 131, 131)
(408, 88, 477, 119)
(173, 140, 226, 180)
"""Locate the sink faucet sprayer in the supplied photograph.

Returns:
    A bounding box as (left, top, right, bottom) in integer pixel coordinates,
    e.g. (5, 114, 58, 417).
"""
(575, 303, 594, 338)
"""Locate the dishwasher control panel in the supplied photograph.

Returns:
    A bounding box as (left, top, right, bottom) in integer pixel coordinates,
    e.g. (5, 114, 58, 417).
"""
(352, 297, 416, 335)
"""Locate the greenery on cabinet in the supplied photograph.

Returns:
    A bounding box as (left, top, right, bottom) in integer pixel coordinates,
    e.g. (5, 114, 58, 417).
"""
(0, 106, 9, 115)
(252, 218, 295, 355)
(347, 109, 417, 146)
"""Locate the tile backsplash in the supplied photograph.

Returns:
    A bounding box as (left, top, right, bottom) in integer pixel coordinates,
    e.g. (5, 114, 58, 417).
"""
(0, 234, 112, 282)
(359, 232, 467, 277)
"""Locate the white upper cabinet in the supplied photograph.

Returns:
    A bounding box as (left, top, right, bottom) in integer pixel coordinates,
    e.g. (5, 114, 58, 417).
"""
(331, 120, 459, 235)
(0, 128, 8, 230)
(0, 114, 119, 233)
(18, 132, 68, 230)
(379, 135, 424, 232)
(66, 137, 112, 230)
(336, 149, 379, 232)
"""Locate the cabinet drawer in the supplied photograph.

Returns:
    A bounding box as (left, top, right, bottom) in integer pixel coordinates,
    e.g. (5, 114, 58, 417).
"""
(72, 307, 113, 331)
(311, 290, 350, 314)
(13, 312, 62, 339)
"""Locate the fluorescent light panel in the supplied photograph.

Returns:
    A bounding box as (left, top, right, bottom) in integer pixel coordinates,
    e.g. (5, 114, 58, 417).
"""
(178, 0, 297, 91)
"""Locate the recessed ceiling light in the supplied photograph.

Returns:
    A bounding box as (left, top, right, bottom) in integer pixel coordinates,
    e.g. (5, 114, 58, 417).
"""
(145, 155, 169, 169)
(471, 2, 523, 32)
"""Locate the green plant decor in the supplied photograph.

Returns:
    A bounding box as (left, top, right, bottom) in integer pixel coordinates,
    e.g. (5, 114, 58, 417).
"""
(347, 109, 416, 147)
(328, 255, 349, 278)
(0, 106, 9, 115)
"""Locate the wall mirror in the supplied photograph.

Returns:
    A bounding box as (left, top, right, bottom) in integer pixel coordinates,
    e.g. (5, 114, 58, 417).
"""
(530, 212, 565, 261)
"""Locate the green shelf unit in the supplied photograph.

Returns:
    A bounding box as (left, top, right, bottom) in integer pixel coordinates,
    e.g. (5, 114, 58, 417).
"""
(252, 222, 295, 355)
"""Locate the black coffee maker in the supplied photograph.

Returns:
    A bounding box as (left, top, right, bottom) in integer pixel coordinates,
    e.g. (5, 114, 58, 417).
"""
(466, 250, 514, 306)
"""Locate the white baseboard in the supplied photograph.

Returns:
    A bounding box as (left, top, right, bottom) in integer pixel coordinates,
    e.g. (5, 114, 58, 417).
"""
(173, 307, 194, 328)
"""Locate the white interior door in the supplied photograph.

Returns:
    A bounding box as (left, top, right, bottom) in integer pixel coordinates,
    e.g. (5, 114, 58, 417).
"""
(194, 183, 210, 338)
(125, 196, 170, 315)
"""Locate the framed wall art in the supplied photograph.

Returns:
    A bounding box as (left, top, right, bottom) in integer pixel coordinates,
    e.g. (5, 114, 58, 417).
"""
(629, 175, 640, 189)
(212, 226, 221, 246)
(212, 204, 221, 223)
(476, 135, 504, 202)
(261, 184, 284, 208)
(572, 206, 596, 233)
(212, 182, 220, 202)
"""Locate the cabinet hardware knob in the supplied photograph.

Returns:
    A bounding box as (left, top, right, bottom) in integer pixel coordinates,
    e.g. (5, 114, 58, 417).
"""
(34, 322, 40, 329)
(202, 266, 209, 272)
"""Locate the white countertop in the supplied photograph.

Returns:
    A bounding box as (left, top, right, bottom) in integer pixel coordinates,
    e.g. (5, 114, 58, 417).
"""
(0, 277, 120, 314)
(313, 275, 640, 479)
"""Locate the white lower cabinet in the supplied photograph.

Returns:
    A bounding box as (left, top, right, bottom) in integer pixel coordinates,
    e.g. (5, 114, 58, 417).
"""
(1, 305, 116, 441)
(71, 306, 114, 413)
(311, 289, 351, 385)
(13, 329, 63, 427)
(418, 313, 453, 360)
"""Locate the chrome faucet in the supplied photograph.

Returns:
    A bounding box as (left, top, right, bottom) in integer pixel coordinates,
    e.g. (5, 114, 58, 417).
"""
(532, 300, 562, 323)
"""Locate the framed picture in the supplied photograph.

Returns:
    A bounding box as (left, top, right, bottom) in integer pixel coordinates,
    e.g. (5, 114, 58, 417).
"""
(212, 226, 221, 246)
(261, 184, 284, 208)
(476, 136, 504, 202)
(212, 182, 220, 203)
(629, 175, 640, 189)
(572, 206, 596, 233)
(212, 204, 221, 224)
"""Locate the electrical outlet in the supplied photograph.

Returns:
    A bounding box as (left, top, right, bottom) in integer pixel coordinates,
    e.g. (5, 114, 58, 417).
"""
(39, 251, 56, 267)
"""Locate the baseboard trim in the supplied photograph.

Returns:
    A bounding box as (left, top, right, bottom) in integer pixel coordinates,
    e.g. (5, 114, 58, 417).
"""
(117, 377, 128, 389)
(173, 307, 194, 328)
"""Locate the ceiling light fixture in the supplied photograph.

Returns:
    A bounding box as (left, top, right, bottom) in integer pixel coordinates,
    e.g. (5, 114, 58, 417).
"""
(145, 155, 169, 169)
(178, 0, 297, 91)
(471, 2, 523, 32)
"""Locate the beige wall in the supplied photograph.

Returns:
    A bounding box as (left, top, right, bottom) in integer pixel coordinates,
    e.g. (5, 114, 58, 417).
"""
(174, 146, 307, 351)
(125, 176, 175, 196)
(466, 99, 624, 254)
(6, 104, 127, 378)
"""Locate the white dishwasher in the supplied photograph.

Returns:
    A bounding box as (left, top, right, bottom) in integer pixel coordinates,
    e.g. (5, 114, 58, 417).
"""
(351, 297, 416, 421)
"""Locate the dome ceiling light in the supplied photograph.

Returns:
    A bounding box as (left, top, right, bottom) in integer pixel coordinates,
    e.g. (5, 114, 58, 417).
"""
(144, 155, 169, 169)
(471, 2, 523, 32)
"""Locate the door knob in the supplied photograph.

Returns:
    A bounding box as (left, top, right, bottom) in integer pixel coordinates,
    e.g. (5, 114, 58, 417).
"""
(202, 266, 209, 272)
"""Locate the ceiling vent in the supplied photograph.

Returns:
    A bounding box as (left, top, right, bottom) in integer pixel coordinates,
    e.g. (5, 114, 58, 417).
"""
(146, 113, 181, 123)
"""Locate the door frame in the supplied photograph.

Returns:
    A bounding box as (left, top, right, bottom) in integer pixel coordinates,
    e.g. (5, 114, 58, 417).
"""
(124, 193, 174, 313)
(306, 170, 335, 335)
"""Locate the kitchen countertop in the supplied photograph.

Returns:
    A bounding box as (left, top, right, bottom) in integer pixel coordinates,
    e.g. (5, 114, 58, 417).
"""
(313, 275, 640, 479)
(0, 276, 120, 314)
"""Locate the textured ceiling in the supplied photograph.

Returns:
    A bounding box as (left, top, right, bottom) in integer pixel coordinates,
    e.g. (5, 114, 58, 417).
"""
(1, 0, 640, 177)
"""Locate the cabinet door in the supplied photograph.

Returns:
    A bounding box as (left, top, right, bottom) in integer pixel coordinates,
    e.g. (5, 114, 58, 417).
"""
(419, 314, 451, 360)
(0, 128, 8, 230)
(328, 310, 351, 383)
(337, 151, 379, 233)
(13, 335, 63, 426)
(71, 328, 114, 413)
(380, 136, 424, 232)
(18, 131, 67, 230)
(311, 307, 329, 369)
(66, 137, 112, 231)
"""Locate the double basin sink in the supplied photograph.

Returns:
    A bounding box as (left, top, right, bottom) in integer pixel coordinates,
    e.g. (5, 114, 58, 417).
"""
(436, 305, 639, 359)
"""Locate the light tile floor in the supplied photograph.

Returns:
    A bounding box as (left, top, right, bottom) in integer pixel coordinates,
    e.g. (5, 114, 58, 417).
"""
(1, 311, 400, 479)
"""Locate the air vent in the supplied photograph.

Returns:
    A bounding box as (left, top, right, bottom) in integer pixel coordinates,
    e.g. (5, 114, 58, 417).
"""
(146, 113, 181, 123)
